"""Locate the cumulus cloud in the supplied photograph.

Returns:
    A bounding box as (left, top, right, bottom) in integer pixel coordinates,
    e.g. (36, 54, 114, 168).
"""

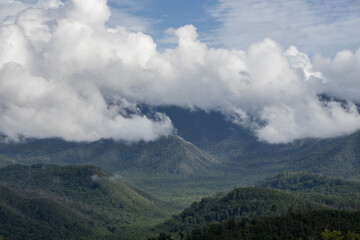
(312, 49, 360, 103)
(0, 0, 359, 143)
(0, 0, 173, 142)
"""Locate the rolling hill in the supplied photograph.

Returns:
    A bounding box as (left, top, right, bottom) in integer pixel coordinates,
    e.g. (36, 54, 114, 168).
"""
(158, 172, 360, 235)
(160, 187, 327, 234)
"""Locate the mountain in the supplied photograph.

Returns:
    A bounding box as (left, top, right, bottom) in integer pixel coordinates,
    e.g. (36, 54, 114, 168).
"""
(159, 107, 360, 181)
(208, 126, 360, 181)
(151, 107, 360, 183)
(1, 106, 360, 208)
(0, 164, 172, 239)
(155, 106, 242, 150)
(0, 135, 230, 207)
(0, 134, 224, 177)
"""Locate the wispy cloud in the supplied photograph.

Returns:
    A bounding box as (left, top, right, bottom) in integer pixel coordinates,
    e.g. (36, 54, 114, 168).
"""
(209, 0, 360, 56)
(106, 0, 158, 32)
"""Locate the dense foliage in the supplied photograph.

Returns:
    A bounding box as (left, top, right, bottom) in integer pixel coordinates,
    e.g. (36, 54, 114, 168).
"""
(159, 173, 360, 235)
(161, 187, 326, 233)
(259, 172, 360, 210)
(0, 185, 100, 240)
(0, 164, 171, 239)
(1, 164, 360, 239)
(152, 210, 360, 240)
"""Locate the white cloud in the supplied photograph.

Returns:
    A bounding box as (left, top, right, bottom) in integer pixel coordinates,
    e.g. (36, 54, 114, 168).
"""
(209, 0, 360, 56)
(0, 0, 29, 24)
(106, 0, 157, 33)
(312, 49, 360, 103)
(0, 0, 173, 142)
(0, 0, 359, 143)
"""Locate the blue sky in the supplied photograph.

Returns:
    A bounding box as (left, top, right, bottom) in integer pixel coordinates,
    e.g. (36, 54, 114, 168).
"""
(106, 0, 360, 56)
(107, 0, 220, 46)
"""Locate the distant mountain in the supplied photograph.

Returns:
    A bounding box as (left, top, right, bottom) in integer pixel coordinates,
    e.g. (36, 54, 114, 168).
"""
(0, 135, 222, 177)
(157, 106, 360, 182)
(258, 172, 360, 210)
(156, 106, 244, 150)
(209, 127, 360, 181)
(0, 135, 237, 208)
(259, 171, 360, 195)
(1, 106, 360, 208)
(0, 164, 171, 239)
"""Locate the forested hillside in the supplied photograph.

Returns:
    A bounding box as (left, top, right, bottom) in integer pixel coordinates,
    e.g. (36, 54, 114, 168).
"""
(158, 172, 360, 235)
(259, 172, 360, 210)
(151, 210, 360, 240)
(0, 164, 171, 239)
(1, 165, 360, 239)
(160, 187, 327, 234)
(0, 185, 102, 240)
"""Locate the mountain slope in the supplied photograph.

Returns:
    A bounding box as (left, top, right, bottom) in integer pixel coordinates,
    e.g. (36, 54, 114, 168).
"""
(165, 210, 360, 240)
(160, 106, 360, 181)
(0, 154, 16, 168)
(259, 171, 360, 194)
(160, 187, 329, 234)
(0, 185, 101, 240)
(0, 164, 171, 239)
(258, 172, 360, 210)
(160, 172, 360, 234)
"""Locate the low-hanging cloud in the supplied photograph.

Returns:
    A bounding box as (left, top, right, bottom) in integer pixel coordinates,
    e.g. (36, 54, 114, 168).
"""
(0, 0, 360, 143)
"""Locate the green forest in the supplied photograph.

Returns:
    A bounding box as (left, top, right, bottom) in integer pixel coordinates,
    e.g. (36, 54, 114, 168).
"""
(1, 164, 360, 239)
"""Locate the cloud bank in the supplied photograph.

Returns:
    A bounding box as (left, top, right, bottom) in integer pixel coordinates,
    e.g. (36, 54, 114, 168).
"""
(0, 0, 360, 143)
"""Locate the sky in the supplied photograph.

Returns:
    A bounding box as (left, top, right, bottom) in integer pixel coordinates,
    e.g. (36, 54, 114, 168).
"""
(105, 0, 360, 56)
(0, 0, 360, 144)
